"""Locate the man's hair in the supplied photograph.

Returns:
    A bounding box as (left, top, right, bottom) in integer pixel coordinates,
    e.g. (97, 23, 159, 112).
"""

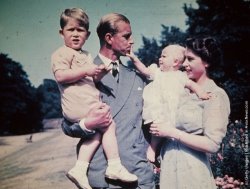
(60, 8, 89, 30)
(96, 13, 130, 45)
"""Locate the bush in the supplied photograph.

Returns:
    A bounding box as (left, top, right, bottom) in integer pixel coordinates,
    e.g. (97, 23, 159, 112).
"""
(209, 120, 249, 189)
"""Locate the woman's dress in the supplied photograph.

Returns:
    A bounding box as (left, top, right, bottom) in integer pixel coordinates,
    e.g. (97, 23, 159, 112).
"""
(160, 79, 230, 189)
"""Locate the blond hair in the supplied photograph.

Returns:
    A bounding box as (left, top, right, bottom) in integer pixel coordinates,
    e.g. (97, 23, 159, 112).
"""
(163, 44, 185, 64)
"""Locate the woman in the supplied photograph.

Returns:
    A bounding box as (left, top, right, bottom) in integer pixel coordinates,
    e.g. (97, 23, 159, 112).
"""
(150, 37, 230, 189)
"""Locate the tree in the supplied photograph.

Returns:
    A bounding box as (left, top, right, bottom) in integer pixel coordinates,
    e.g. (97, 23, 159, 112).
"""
(0, 54, 43, 135)
(37, 79, 62, 119)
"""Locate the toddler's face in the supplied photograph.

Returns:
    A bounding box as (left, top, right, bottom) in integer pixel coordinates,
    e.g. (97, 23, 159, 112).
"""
(60, 18, 90, 50)
(159, 49, 174, 71)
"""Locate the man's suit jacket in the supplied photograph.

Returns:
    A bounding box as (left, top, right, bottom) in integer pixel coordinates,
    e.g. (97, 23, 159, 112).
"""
(87, 55, 154, 188)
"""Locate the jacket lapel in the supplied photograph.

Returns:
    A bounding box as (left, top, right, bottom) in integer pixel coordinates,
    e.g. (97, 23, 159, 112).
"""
(94, 56, 118, 97)
(94, 55, 136, 117)
(110, 63, 135, 116)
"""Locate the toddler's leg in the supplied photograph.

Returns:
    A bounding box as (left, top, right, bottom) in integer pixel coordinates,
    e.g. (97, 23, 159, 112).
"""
(102, 121, 138, 182)
(67, 133, 101, 189)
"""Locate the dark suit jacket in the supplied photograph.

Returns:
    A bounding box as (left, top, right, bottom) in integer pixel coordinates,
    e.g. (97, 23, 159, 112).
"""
(87, 55, 154, 188)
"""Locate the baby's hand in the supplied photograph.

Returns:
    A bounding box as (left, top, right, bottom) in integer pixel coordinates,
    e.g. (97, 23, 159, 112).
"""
(198, 92, 212, 100)
(126, 46, 137, 61)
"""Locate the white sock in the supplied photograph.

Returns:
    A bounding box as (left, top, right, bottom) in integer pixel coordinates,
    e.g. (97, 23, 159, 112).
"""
(75, 160, 89, 173)
(107, 158, 122, 169)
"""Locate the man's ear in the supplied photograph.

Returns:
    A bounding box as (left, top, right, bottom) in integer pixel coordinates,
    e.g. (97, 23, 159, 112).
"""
(104, 33, 113, 45)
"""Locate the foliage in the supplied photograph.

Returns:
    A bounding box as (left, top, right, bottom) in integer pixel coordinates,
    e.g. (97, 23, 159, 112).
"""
(209, 121, 248, 188)
(37, 79, 62, 119)
(136, 37, 161, 67)
(0, 54, 43, 135)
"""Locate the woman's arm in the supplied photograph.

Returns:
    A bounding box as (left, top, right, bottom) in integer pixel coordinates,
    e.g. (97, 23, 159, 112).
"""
(150, 124, 219, 153)
(150, 91, 230, 153)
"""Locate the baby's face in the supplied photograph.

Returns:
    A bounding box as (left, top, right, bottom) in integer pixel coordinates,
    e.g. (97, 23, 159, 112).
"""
(159, 49, 174, 71)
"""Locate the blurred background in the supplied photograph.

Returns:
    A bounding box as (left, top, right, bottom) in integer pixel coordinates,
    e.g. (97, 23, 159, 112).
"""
(0, 0, 249, 188)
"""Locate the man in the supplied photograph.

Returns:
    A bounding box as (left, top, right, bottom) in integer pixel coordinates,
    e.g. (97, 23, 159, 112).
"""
(63, 13, 155, 189)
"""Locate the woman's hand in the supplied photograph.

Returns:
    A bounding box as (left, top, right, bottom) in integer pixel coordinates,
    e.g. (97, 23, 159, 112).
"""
(150, 121, 175, 138)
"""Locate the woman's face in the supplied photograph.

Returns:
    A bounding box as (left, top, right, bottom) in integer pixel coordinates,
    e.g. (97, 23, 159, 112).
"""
(183, 48, 208, 82)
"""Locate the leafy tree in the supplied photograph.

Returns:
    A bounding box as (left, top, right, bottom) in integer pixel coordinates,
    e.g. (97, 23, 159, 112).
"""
(37, 79, 62, 119)
(0, 54, 43, 135)
(136, 37, 161, 67)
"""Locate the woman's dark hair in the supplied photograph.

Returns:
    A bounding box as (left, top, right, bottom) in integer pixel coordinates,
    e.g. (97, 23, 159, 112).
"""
(186, 37, 223, 75)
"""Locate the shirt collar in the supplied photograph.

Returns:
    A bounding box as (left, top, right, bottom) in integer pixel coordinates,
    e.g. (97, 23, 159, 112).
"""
(98, 53, 119, 71)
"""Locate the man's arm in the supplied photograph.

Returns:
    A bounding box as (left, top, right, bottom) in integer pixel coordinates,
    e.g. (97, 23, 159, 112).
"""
(62, 102, 112, 138)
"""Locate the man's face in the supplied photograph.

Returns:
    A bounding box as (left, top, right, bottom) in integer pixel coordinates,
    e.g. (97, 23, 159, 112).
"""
(110, 21, 134, 56)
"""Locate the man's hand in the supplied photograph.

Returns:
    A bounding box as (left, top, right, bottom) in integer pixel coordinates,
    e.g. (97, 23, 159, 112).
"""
(84, 102, 112, 130)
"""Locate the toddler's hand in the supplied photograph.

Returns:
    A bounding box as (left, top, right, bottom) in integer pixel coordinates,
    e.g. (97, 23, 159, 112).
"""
(84, 64, 99, 77)
(94, 64, 109, 81)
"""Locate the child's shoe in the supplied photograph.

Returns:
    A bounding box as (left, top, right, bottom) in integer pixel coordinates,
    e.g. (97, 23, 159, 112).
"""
(66, 166, 92, 189)
(105, 164, 138, 182)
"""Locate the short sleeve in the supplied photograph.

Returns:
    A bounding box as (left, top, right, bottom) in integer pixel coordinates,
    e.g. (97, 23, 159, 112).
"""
(203, 90, 230, 150)
(51, 48, 74, 74)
